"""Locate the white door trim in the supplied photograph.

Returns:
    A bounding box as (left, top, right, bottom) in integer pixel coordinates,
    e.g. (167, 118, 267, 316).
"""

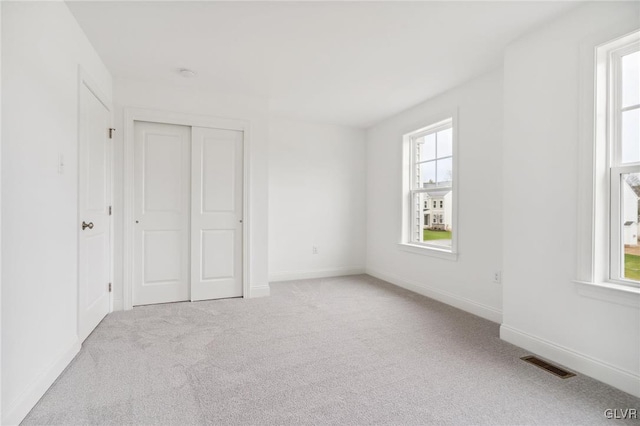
(123, 107, 251, 310)
(77, 67, 113, 332)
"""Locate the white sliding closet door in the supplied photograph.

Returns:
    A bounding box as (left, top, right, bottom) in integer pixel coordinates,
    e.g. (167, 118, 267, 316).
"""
(191, 127, 244, 301)
(133, 121, 191, 305)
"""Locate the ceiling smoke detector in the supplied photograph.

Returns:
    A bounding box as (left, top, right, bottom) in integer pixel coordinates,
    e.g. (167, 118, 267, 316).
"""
(179, 68, 196, 78)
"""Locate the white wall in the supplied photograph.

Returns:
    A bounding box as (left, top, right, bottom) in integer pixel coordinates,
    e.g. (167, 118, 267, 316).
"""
(366, 69, 504, 322)
(269, 117, 366, 281)
(501, 1, 640, 397)
(1, 3, 112, 424)
(111, 78, 270, 309)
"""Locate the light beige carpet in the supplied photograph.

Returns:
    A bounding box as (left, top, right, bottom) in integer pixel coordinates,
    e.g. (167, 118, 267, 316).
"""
(23, 274, 640, 425)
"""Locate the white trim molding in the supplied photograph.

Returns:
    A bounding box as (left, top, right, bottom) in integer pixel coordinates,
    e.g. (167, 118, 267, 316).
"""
(574, 279, 640, 309)
(366, 268, 502, 323)
(269, 267, 366, 282)
(397, 243, 458, 261)
(123, 107, 252, 309)
(501, 324, 640, 398)
(249, 285, 271, 298)
(2, 339, 81, 426)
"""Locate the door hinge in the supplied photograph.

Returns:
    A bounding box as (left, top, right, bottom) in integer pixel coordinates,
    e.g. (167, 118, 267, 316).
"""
(108, 283, 112, 292)
(109, 206, 112, 216)
(109, 128, 116, 139)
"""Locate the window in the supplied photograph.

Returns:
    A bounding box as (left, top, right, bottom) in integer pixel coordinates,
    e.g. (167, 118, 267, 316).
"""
(402, 115, 457, 256)
(582, 31, 640, 292)
(606, 37, 640, 286)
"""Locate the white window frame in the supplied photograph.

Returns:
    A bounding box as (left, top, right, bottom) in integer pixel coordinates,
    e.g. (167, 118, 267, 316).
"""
(399, 111, 458, 261)
(575, 29, 640, 299)
(608, 40, 640, 286)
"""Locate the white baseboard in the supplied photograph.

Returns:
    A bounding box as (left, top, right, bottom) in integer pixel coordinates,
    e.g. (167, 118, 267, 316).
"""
(366, 268, 502, 323)
(112, 298, 123, 312)
(501, 324, 640, 398)
(249, 284, 271, 298)
(269, 266, 365, 282)
(2, 339, 81, 426)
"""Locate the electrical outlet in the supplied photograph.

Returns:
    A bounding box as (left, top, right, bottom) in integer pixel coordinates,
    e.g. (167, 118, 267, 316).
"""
(312, 246, 318, 255)
(493, 270, 502, 284)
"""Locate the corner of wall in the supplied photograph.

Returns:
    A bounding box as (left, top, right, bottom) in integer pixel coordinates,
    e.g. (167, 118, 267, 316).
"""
(500, 324, 640, 398)
(1, 339, 80, 426)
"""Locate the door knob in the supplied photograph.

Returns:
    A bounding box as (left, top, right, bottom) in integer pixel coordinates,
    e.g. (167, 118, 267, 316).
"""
(82, 221, 94, 230)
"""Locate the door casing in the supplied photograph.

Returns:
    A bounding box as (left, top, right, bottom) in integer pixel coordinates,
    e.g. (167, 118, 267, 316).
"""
(123, 108, 251, 310)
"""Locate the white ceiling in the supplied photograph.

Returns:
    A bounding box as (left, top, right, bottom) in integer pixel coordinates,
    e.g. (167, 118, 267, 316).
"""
(67, 1, 579, 128)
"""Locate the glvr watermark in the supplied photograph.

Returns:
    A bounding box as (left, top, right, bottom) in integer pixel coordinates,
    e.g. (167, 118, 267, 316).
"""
(604, 408, 637, 420)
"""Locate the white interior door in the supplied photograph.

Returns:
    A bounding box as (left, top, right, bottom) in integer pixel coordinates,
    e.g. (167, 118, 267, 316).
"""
(78, 82, 111, 342)
(191, 127, 243, 301)
(133, 122, 190, 305)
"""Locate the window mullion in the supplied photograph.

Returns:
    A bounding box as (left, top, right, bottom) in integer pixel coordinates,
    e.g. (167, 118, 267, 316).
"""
(611, 165, 640, 174)
(620, 104, 639, 113)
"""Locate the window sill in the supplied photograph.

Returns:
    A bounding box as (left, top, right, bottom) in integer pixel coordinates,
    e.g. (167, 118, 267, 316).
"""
(573, 280, 640, 308)
(397, 243, 458, 261)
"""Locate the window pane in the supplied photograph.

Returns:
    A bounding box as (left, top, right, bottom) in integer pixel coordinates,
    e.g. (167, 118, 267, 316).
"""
(416, 134, 436, 162)
(622, 51, 640, 109)
(621, 108, 640, 164)
(437, 128, 453, 158)
(413, 192, 452, 247)
(437, 157, 453, 185)
(419, 161, 436, 188)
(407, 118, 454, 251)
(622, 173, 640, 282)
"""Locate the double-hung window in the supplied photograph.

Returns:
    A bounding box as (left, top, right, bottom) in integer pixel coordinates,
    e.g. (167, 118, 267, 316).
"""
(606, 36, 640, 286)
(403, 117, 456, 255)
(575, 30, 640, 295)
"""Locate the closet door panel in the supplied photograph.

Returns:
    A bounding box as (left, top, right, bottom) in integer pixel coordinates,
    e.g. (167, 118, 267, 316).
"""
(191, 127, 243, 301)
